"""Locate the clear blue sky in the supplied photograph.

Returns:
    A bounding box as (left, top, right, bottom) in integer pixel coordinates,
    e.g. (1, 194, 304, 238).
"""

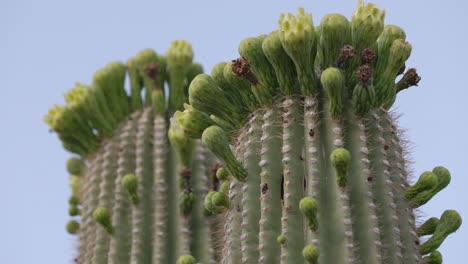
(2, 0, 467, 263)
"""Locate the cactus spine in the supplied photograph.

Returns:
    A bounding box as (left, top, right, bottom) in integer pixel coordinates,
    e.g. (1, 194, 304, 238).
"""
(46, 42, 223, 263)
(179, 2, 461, 264)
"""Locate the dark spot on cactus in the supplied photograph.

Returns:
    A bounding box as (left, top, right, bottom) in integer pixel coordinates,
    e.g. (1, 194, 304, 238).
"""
(143, 63, 161, 90)
(281, 174, 284, 201)
(231, 56, 259, 85)
(360, 48, 376, 64)
(384, 145, 389, 151)
(367, 176, 373, 182)
(397, 64, 406, 76)
(211, 163, 221, 191)
(309, 129, 315, 137)
(336, 44, 355, 68)
(300, 155, 304, 161)
(305, 103, 312, 111)
(356, 64, 373, 87)
(261, 183, 269, 195)
(283, 108, 289, 113)
(304, 176, 307, 192)
(414, 240, 420, 245)
(236, 204, 241, 212)
(180, 169, 191, 180)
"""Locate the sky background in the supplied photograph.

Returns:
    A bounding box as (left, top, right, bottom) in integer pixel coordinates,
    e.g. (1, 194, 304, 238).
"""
(2, 0, 467, 263)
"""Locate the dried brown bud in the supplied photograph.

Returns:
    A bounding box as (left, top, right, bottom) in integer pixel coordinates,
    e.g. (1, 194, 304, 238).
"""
(360, 48, 376, 64)
(336, 45, 355, 68)
(397, 68, 421, 92)
(144, 63, 160, 90)
(231, 57, 258, 85)
(356, 64, 373, 87)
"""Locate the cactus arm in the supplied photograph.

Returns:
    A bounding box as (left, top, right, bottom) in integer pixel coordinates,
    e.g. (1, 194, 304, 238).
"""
(258, 106, 283, 263)
(152, 114, 169, 264)
(313, 95, 350, 264)
(280, 98, 305, 263)
(343, 104, 380, 264)
(91, 126, 121, 264)
(366, 109, 401, 263)
(108, 112, 140, 264)
(130, 108, 155, 263)
(239, 112, 262, 263)
(384, 113, 421, 263)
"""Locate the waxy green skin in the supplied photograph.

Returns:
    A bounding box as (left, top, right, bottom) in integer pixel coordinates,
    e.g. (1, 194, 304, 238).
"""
(47, 2, 461, 264)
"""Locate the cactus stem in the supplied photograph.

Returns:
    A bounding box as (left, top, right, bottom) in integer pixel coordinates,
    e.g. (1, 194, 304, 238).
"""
(152, 113, 169, 264)
(366, 109, 401, 263)
(108, 111, 140, 264)
(80, 149, 105, 264)
(343, 103, 380, 264)
(92, 124, 121, 264)
(239, 111, 262, 263)
(313, 95, 350, 263)
(130, 108, 154, 263)
(280, 97, 305, 263)
(383, 112, 421, 263)
(258, 106, 283, 263)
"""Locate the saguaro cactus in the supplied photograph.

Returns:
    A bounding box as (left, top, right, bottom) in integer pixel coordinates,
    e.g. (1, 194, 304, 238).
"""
(45, 42, 223, 264)
(176, 2, 461, 264)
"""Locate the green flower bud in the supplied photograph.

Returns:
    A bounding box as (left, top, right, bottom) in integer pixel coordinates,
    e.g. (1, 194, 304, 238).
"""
(92, 61, 129, 119)
(93, 207, 114, 234)
(411, 166, 451, 208)
(318, 14, 350, 68)
(302, 244, 319, 264)
(299, 197, 318, 231)
(174, 104, 217, 139)
(375, 39, 412, 107)
(69, 205, 80, 216)
(330, 148, 351, 187)
(68, 195, 79, 206)
(352, 82, 376, 116)
(216, 167, 229, 181)
(188, 74, 244, 128)
(169, 117, 195, 167)
(185, 62, 204, 95)
(219, 181, 230, 195)
(201, 126, 247, 181)
(211, 62, 246, 110)
(167, 40, 194, 69)
(321, 67, 345, 118)
(262, 30, 297, 95)
(236, 36, 277, 105)
(66, 220, 80, 234)
(351, 0, 385, 50)
(210, 115, 233, 131)
(277, 234, 286, 244)
(204, 191, 216, 213)
(405, 171, 438, 201)
(420, 210, 462, 255)
(122, 173, 139, 205)
(128, 49, 160, 109)
(223, 61, 258, 111)
(167, 40, 194, 111)
(66, 157, 85, 175)
(180, 193, 195, 216)
(212, 191, 230, 210)
(176, 254, 196, 264)
(417, 217, 440, 237)
(69, 175, 83, 198)
(375, 25, 406, 76)
(422, 251, 442, 264)
(278, 7, 318, 94)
